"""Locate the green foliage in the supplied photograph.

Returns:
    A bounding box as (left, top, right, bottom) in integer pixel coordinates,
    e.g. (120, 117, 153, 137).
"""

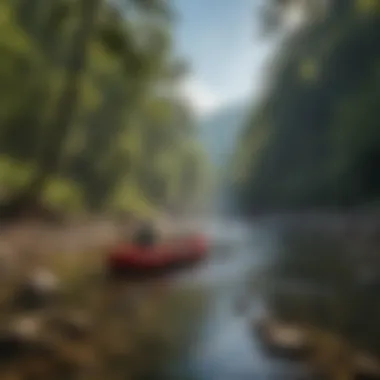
(43, 178, 84, 212)
(0, 156, 83, 212)
(0, 156, 34, 192)
(235, 0, 380, 212)
(0, 0, 209, 216)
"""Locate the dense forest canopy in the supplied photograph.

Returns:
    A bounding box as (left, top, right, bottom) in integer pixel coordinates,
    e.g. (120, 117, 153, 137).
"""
(0, 0, 211, 219)
(233, 0, 380, 214)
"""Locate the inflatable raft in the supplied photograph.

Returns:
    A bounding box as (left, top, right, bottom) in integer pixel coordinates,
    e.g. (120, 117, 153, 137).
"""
(107, 234, 208, 277)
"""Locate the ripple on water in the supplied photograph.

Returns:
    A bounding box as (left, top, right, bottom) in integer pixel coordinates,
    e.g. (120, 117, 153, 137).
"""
(168, 221, 314, 380)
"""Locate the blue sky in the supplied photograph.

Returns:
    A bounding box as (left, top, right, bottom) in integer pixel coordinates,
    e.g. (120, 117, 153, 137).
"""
(173, 0, 271, 115)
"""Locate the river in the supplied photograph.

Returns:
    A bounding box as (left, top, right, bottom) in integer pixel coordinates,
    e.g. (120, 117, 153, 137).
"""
(0, 217, 376, 379)
(151, 220, 316, 380)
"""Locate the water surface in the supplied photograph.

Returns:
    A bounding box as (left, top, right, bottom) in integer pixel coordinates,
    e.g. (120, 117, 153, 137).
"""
(160, 220, 313, 380)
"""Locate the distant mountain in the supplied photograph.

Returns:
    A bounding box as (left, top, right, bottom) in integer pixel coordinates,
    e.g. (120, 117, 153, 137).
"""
(198, 102, 249, 214)
(198, 102, 248, 170)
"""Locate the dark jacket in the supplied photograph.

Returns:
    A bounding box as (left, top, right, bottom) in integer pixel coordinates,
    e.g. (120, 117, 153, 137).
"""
(134, 224, 157, 247)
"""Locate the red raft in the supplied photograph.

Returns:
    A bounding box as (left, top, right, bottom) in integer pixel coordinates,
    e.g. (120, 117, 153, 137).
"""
(107, 234, 209, 277)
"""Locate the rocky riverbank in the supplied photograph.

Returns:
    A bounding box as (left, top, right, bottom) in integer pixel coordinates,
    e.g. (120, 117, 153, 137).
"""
(0, 217, 206, 379)
(253, 317, 380, 380)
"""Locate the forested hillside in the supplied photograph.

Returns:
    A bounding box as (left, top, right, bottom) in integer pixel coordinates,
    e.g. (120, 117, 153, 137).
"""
(0, 0, 210, 219)
(198, 102, 248, 213)
(199, 102, 248, 170)
(233, 0, 380, 214)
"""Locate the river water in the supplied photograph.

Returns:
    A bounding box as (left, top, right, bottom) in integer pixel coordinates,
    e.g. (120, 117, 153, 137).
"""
(155, 220, 315, 380)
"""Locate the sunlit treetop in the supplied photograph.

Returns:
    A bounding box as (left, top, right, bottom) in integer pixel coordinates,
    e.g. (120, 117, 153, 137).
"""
(355, 0, 380, 14)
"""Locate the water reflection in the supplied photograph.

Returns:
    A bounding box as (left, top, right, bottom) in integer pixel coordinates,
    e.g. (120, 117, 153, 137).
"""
(163, 217, 380, 380)
(163, 220, 315, 380)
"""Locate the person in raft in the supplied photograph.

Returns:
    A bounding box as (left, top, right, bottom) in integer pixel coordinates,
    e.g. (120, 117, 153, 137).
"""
(133, 221, 158, 248)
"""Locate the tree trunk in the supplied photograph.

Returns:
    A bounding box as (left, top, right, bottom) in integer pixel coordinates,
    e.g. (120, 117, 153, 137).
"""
(27, 0, 103, 200)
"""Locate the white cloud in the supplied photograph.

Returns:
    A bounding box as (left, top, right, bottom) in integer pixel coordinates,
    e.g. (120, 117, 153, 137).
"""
(177, 76, 220, 117)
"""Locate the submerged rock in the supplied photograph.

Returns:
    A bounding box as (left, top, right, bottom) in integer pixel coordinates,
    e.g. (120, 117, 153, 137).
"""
(254, 318, 314, 361)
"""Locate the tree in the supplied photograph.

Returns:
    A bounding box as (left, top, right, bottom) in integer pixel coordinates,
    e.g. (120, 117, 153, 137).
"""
(0, 0, 209, 220)
(26, 0, 103, 199)
(234, 0, 380, 213)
